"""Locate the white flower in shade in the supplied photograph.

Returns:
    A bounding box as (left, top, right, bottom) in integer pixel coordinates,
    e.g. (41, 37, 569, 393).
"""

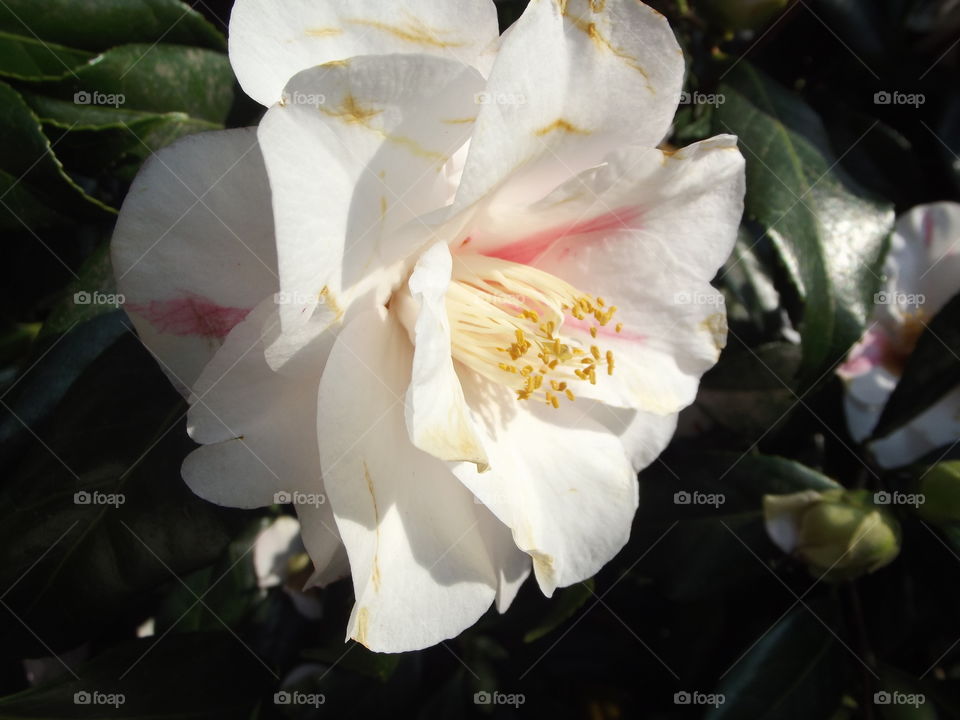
(112, 0, 745, 652)
(839, 202, 960, 468)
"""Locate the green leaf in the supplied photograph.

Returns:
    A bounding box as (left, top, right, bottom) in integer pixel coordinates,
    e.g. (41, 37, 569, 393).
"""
(0, 0, 225, 53)
(41, 44, 234, 124)
(706, 605, 847, 719)
(872, 292, 960, 439)
(302, 641, 402, 682)
(637, 452, 840, 600)
(715, 63, 894, 383)
(0, 79, 115, 225)
(40, 242, 121, 335)
(0, 632, 271, 718)
(0, 333, 250, 656)
(0, 30, 93, 80)
(523, 579, 595, 643)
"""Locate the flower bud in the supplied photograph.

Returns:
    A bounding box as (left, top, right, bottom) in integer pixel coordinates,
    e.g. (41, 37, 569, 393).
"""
(917, 462, 960, 526)
(763, 489, 901, 581)
(698, 0, 789, 31)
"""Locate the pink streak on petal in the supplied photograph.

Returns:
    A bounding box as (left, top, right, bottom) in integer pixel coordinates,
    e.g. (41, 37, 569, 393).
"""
(127, 296, 251, 339)
(480, 206, 641, 266)
(838, 327, 890, 379)
(563, 314, 646, 344)
(923, 210, 935, 249)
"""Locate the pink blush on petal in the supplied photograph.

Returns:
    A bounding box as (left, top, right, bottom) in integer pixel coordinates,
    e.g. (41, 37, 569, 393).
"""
(838, 327, 891, 379)
(127, 295, 251, 339)
(479, 206, 641, 266)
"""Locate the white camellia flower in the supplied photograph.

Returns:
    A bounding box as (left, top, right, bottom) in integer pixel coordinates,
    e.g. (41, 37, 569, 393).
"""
(839, 202, 960, 468)
(112, 0, 745, 652)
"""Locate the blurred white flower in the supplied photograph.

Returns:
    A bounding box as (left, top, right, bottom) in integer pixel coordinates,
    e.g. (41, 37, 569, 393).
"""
(839, 202, 960, 468)
(113, 0, 744, 651)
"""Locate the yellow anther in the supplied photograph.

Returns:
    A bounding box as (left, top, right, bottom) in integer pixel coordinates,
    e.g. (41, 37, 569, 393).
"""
(606, 350, 615, 375)
(615, 322, 623, 333)
(565, 388, 576, 401)
(590, 345, 601, 360)
(590, 326, 598, 338)
(597, 297, 605, 307)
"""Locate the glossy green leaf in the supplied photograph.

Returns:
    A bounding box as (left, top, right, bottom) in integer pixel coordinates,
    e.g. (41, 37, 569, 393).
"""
(0, 333, 250, 656)
(0, 79, 114, 225)
(637, 452, 840, 600)
(0, 632, 271, 718)
(0, 0, 225, 53)
(40, 43, 234, 124)
(715, 63, 894, 383)
(872, 292, 960, 439)
(523, 579, 595, 643)
(0, 30, 93, 80)
(707, 605, 847, 719)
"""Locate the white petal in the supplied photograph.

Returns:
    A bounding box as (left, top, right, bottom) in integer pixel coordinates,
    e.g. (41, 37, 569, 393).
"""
(229, 0, 500, 106)
(870, 385, 960, 469)
(257, 56, 485, 331)
(453, 0, 685, 211)
(454, 371, 638, 596)
(253, 516, 303, 588)
(887, 202, 960, 314)
(317, 308, 501, 652)
(112, 128, 278, 394)
(181, 299, 327, 510)
(295, 499, 350, 588)
(399, 242, 489, 467)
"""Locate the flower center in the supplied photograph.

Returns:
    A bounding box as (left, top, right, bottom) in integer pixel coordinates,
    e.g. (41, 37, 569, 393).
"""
(447, 254, 622, 407)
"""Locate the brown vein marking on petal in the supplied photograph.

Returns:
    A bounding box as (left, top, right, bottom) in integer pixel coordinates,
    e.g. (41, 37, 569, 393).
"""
(319, 286, 344, 321)
(700, 312, 728, 352)
(588, 0, 607, 11)
(560, 6, 653, 88)
(380, 195, 388, 222)
(363, 461, 382, 593)
(442, 116, 477, 124)
(319, 94, 382, 125)
(305, 27, 343, 37)
(534, 118, 591, 137)
(345, 17, 467, 49)
(355, 606, 370, 647)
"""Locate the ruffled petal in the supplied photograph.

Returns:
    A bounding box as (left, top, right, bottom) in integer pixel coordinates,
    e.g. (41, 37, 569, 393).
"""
(229, 0, 500, 105)
(112, 128, 278, 394)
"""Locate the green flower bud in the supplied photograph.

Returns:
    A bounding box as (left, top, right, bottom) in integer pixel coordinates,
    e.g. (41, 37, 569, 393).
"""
(763, 489, 901, 581)
(917, 462, 960, 526)
(698, 0, 789, 31)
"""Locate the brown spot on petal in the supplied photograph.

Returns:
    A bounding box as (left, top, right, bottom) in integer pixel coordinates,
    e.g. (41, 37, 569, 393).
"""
(355, 606, 370, 647)
(305, 27, 343, 37)
(346, 17, 466, 49)
(363, 462, 382, 593)
(534, 118, 590, 137)
(320, 94, 382, 125)
(701, 312, 727, 352)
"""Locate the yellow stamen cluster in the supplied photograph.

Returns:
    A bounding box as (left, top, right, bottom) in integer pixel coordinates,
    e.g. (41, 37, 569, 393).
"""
(447, 254, 623, 408)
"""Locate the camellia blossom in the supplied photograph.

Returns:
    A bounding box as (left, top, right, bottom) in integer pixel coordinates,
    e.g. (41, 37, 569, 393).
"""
(112, 0, 745, 652)
(838, 202, 960, 469)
